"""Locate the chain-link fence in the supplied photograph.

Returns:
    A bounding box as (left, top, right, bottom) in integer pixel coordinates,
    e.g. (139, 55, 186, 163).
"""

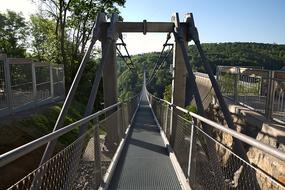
(148, 95, 172, 139)
(217, 66, 285, 122)
(35, 64, 51, 102)
(272, 71, 285, 122)
(149, 94, 285, 190)
(0, 55, 65, 118)
(2, 94, 139, 190)
(10, 60, 34, 109)
(192, 125, 285, 190)
(52, 66, 65, 98)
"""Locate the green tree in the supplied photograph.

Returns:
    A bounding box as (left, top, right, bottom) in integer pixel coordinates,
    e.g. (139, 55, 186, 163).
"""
(33, 0, 126, 90)
(30, 15, 59, 63)
(163, 84, 172, 102)
(0, 10, 28, 57)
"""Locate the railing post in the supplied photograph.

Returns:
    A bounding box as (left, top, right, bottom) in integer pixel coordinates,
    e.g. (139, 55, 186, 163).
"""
(234, 67, 239, 103)
(265, 71, 274, 119)
(120, 104, 125, 136)
(216, 66, 220, 81)
(31, 62, 37, 104)
(117, 104, 123, 140)
(61, 65, 66, 98)
(187, 122, 196, 188)
(164, 105, 169, 133)
(93, 117, 102, 189)
(49, 64, 54, 98)
(215, 66, 221, 105)
(3, 55, 13, 113)
(159, 101, 163, 125)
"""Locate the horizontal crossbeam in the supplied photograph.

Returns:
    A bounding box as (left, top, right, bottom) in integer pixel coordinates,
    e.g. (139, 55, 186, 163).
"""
(102, 22, 189, 33)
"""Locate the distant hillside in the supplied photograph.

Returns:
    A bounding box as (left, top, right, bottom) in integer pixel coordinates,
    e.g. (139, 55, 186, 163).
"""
(118, 42, 285, 100)
(190, 42, 285, 72)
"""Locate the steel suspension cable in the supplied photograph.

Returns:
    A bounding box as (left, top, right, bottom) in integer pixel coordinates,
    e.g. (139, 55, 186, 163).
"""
(116, 46, 134, 70)
(147, 32, 172, 83)
(147, 45, 173, 85)
(116, 34, 135, 71)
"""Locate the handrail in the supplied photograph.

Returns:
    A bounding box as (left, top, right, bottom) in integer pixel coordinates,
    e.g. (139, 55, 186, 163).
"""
(148, 92, 285, 162)
(0, 91, 141, 168)
(0, 102, 121, 167)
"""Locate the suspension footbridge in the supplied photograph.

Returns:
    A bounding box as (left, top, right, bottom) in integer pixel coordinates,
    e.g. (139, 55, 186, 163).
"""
(0, 12, 285, 190)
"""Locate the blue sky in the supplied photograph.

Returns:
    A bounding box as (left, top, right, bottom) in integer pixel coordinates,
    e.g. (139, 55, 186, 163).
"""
(120, 0, 285, 43)
(1, 0, 284, 54)
(118, 0, 285, 54)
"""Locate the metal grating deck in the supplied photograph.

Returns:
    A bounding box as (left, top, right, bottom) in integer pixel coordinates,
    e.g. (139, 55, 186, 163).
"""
(108, 92, 182, 190)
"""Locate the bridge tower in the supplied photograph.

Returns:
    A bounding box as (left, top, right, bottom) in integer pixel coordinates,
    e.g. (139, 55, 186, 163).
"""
(170, 15, 190, 145)
(102, 32, 119, 150)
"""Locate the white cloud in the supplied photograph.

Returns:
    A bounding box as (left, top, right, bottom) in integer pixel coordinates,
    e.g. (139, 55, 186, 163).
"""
(0, 0, 37, 18)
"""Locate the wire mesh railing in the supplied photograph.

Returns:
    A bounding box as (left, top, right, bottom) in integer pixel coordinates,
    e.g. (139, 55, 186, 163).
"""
(149, 96, 172, 139)
(35, 65, 51, 102)
(0, 58, 7, 110)
(0, 55, 65, 117)
(10, 62, 34, 109)
(193, 125, 285, 190)
(149, 93, 285, 190)
(52, 66, 65, 98)
(0, 94, 140, 190)
(272, 72, 285, 122)
(173, 115, 191, 176)
(217, 66, 285, 122)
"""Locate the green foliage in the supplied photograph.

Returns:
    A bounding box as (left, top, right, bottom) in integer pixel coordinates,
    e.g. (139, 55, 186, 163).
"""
(117, 57, 140, 100)
(190, 43, 285, 72)
(183, 104, 197, 121)
(219, 73, 261, 96)
(29, 15, 59, 63)
(17, 100, 88, 147)
(238, 82, 260, 95)
(75, 58, 104, 111)
(0, 1, 125, 116)
(186, 104, 197, 113)
(117, 51, 173, 100)
(32, 0, 126, 89)
(163, 84, 172, 102)
(118, 68, 141, 101)
(218, 73, 235, 94)
(0, 10, 28, 57)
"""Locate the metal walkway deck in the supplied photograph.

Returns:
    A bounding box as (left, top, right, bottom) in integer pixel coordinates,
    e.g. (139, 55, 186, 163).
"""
(108, 91, 182, 190)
